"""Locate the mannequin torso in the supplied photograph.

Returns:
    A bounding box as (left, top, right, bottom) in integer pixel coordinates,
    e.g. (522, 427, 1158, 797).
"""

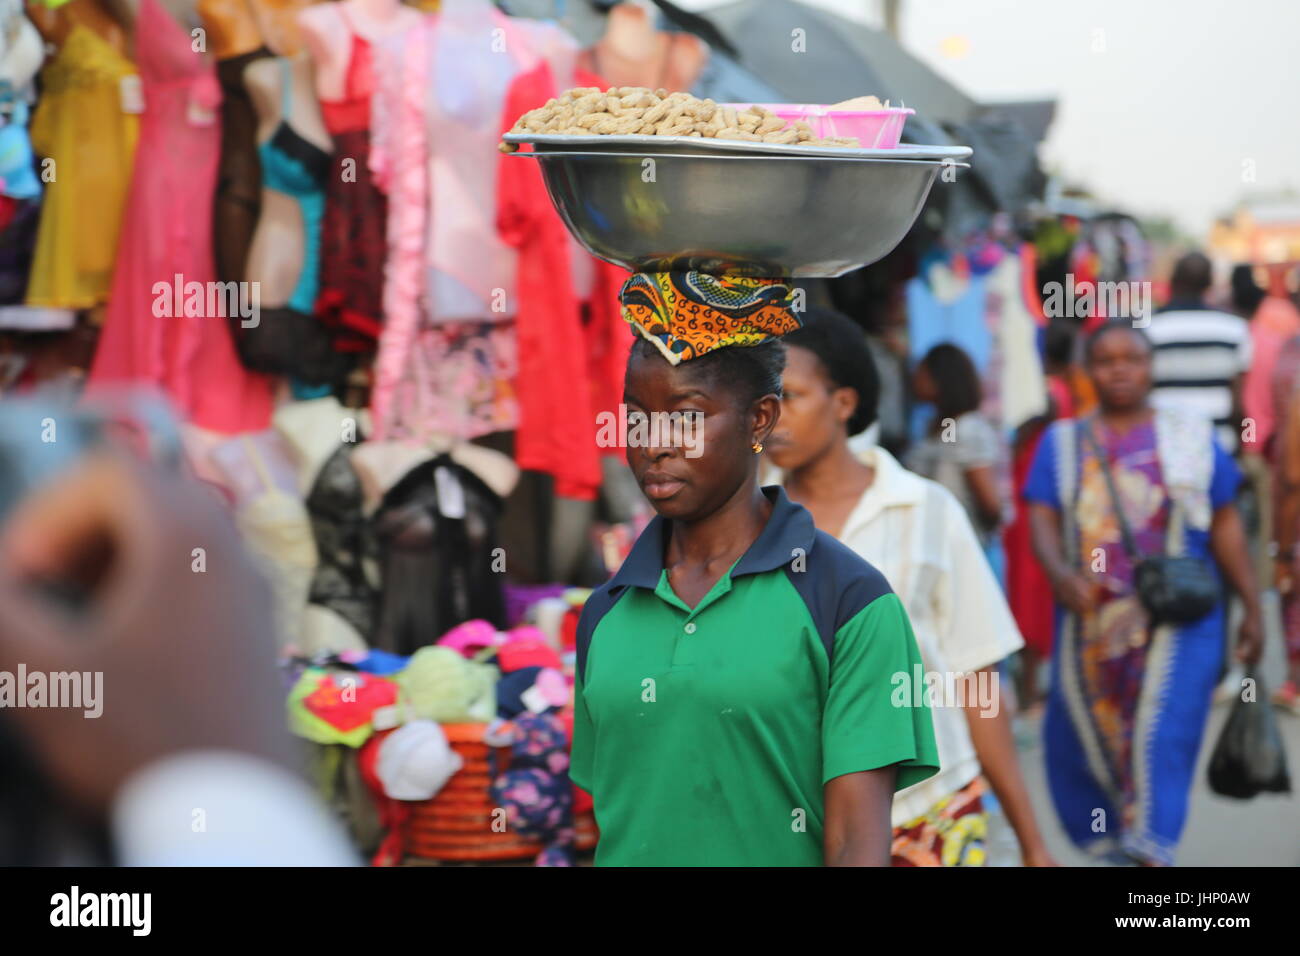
(25, 0, 127, 52)
(582, 2, 705, 93)
(244, 52, 331, 308)
(245, 0, 319, 57)
(197, 0, 262, 59)
(297, 0, 418, 102)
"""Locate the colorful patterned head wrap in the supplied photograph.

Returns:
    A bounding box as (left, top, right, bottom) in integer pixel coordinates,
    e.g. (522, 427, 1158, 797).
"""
(619, 271, 802, 365)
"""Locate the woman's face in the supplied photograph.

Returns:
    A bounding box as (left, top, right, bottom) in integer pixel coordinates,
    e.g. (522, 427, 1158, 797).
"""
(1086, 327, 1153, 410)
(766, 345, 853, 472)
(911, 363, 938, 403)
(623, 348, 778, 521)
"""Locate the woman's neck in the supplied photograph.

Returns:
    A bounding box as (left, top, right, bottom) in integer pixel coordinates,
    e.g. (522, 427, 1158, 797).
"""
(786, 438, 874, 509)
(666, 480, 771, 570)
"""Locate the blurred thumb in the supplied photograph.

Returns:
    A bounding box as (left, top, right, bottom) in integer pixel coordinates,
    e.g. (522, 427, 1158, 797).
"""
(0, 564, 80, 676)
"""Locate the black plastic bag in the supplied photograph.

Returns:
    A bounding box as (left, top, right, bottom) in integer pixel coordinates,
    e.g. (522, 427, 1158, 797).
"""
(1207, 673, 1292, 799)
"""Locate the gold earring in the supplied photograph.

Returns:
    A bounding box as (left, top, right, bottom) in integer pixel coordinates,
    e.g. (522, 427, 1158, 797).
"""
(752, 442, 763, 454)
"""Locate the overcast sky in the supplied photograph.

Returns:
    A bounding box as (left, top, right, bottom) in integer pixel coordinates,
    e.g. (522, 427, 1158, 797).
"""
(678, 0, 1300, 236)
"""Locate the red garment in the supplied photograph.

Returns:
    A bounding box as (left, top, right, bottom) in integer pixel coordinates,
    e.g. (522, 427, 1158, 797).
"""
(357, 729, 410, 866)
(315, 6, 386, 345)
(1004, 427, 1054, 657)
(497, 637, 563, 673)
(302, 673, 400, 732)
(496, 63, 631, 501)
(559, 605, 580, 651)
(1019, 242, 1045, 326)
(317, 7, 374, 135)
(86, 0, 273, 434)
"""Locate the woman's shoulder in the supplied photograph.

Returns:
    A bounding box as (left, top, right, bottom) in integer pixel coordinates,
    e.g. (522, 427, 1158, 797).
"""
(793, 528, 897, 631)
(1040, 416, 1080, 443)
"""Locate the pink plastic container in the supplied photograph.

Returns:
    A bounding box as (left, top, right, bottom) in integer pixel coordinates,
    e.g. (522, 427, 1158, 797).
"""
(723, 103, 915, 148)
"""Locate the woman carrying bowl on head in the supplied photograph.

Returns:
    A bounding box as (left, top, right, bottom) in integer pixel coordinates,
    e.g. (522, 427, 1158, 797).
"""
(570, 272, 939, 866)
(1024, 320, 1263, 866)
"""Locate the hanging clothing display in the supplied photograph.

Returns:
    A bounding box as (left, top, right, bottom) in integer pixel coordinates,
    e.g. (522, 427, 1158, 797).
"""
(235, 56, 352, 385)
(25, 26, 138, 310)
(907, 260, 991, 370)
(370, 455, 507, 657)
(314, 5, 391, 346)
(212, 44, 272, 286)
(86, 0, 273, 434)
(985, 245, 1047, 432)
(304, 441, 380, 642)
(0, 191, 39, 305)
(214, 431, 319, 650)
(497, 60, 631, 501)
(368, 0, 576, 442)
(0, 10, 43, 313)
(258, 58, 328, 316)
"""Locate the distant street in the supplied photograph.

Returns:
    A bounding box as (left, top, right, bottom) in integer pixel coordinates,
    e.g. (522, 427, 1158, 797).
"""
(991, 591, 1300, 866)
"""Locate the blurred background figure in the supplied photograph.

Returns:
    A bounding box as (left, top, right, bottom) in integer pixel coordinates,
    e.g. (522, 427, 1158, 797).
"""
(1004, 320, 1077, 708)
(906, 343, 1006, 577)
(1231, 263, 1300, 588)
(1146, 252, 1252, 455)
(768, 307, 1057, 867)
(1024, 321, 1262, 866)
(1272, 332, 1300, 712)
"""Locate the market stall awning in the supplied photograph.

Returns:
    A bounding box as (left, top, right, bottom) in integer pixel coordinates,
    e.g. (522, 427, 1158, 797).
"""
(702, 0, 979, 124)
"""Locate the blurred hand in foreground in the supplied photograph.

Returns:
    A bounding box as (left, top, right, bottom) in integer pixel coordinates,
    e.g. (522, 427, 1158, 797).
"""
(0, 454, 296, 814)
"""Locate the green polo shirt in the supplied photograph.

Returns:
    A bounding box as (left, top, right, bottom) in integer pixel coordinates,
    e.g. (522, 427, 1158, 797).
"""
(571, 486, 939, 866)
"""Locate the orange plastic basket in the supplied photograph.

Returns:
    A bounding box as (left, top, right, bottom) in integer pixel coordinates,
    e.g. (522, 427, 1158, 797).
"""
(403, 722, 597, 863)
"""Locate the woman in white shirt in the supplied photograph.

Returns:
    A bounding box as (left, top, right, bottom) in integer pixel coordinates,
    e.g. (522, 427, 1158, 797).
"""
(766, 307, 1056, 867)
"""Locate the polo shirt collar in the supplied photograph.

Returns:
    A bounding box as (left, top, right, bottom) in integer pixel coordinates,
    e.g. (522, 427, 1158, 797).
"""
(610, 485, 815, 590)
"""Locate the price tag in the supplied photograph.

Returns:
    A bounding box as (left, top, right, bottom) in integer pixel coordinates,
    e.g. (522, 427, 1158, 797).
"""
(434, 466, 466, 519)
(187, 98, 217, 126)
(520, 684, 550, 714)
(119, 75, 144, 114)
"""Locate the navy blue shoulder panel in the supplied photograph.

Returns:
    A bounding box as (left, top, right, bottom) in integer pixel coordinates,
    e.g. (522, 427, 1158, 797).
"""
(575, 580, 632, 685)
(781, 528, 894, 667)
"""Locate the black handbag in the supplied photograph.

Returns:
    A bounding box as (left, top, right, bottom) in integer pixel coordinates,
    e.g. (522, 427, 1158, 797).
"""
(1083, 421, 1218, 625)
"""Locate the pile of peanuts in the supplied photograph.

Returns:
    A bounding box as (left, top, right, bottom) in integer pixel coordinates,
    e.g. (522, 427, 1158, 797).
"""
(499, 87, 861, 151)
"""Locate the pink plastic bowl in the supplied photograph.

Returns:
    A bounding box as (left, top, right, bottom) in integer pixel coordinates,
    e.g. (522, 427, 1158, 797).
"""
(723, 103, 915, 148)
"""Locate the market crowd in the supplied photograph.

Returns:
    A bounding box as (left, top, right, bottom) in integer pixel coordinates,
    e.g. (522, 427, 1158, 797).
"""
(0, 0, 1294, 869)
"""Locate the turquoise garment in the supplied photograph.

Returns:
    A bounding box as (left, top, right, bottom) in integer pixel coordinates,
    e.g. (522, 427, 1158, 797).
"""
(257, 59, 328, 314)
(0, 100, 42, 200)
(291, 380, 333, 399)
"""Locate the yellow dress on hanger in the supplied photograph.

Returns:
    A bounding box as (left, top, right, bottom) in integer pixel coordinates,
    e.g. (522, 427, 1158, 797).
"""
(25, 25, 139, 310)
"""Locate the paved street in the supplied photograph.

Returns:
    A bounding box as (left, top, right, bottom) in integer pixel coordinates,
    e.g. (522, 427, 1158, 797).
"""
(990, 592, 1300, 866)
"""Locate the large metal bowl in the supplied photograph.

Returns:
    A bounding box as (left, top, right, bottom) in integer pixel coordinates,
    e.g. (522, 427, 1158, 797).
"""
(511, 148, 966, 277)
(502, 131, 972, 164)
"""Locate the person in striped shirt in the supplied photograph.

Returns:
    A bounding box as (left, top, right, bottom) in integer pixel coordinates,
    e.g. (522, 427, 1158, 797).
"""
(1146, 252, 1253, 454)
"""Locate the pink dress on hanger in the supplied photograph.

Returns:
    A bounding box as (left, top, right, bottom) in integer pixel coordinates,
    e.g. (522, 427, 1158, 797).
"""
(87, 0, 273, 434)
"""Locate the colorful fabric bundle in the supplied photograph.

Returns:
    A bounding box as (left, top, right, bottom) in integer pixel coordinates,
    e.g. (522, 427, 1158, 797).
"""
(619, 271, 802, 364)
(397, 646, 499, 724)
(287, 668, 399, 748)
(488, 712, 575, 866)
(890, 776, 988, 867)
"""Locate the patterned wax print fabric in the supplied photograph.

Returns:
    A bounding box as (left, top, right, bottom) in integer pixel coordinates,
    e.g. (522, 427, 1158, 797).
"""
(890, 776, 988, 867)
(619, 271, 802, 364)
